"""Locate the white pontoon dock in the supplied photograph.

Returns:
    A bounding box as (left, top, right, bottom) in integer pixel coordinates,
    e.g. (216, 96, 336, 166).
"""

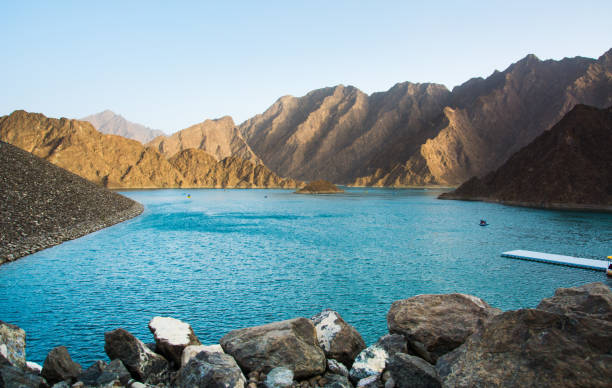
(501, 250, 609, 271)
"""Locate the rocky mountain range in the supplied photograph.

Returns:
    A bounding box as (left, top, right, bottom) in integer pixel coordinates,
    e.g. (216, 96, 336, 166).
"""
(0, 111, 299, 189)
(239, 48, 611, 186)
(439, 104, 612, 210)
(82, 110, 164, 143)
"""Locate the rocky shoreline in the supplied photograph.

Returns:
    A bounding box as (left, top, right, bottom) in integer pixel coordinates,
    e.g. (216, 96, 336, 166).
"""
(1, 282, 610, 387)
(0, 141, 144, 265)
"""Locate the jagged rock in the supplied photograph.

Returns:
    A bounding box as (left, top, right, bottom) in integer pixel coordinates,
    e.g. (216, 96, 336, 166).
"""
(327, 359, 349, 377)
(77, 360, 106, 385)
(311, 310, 365, 368)
(349, 334, 407, 383)
(25, 361, 43, 375)
(296, 181, 343, 194)
(387, 293, 500, 363)
(220, 317, 326, 379)
(436, 308, 612, 387)
(0, 320, 26, 368)
(148, 316, 201, 366)
(104, 328, 169, 385)
(41, 346, 81, 385)
(0, 363, 49, 388)
(386, 353, 441, 388)
(174, 350, 246, 388)
(536, 281, 612, 320)
(96, 359, 131, 386)
(323, 373, 353, 388)
(356, 374, 382, 388)
(181, 344, 224, 367)
(265, 367, 293, 388)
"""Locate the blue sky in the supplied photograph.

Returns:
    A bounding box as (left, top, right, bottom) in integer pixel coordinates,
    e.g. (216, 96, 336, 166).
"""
(1, 1, 610, 133)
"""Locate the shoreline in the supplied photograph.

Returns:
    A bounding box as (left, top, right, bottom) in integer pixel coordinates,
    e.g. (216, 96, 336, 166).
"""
(438, 195, 612, 213)
(0, 202, 144, 266)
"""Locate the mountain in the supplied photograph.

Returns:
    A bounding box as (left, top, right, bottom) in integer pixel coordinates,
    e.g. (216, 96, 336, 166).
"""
(238, 49, 612, 186)
(0, 111, 299, 189)
(147, 116, 261, 164)
(0, 140, 143, 264)
(82, 110, 165, 143)
(439, 104, 612, 210)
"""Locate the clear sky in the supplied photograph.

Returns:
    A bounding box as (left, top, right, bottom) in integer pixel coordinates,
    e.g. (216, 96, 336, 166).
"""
(1, 1, 610, 133)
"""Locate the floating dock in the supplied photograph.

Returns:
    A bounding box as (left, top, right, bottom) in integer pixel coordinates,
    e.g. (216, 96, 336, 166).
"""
(501, 250, 609, 271)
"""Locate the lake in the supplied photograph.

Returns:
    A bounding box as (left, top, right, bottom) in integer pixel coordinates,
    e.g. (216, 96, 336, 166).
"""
(1, 188, 611, 366)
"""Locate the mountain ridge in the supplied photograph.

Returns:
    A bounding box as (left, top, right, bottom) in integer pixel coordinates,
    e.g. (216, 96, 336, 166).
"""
(82, 110, 165, 143)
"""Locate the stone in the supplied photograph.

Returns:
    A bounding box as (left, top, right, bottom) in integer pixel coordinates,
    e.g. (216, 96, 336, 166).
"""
(220, 318, 326, 379)
(50, 381, 70, 388)
(25, 361, 43, 375)
(181, 344, 224, 367)
(387, 293, 500, 363)
(322, 373, 352, 388)
(311, 310, 365, 368)
(0, 320, 26, 368)
(96, 359, 131, 386)
(0, 363, 49, 388)
(349, 334, 406, 383)
(104, 328, 169, 385)
(77, 360, 107, 386)
(41, 346, 82, 385)
(536, 282, 612, 320)
(148, 316, 201, 366)
(436, 308, 612, 387)
(326, 359, 349, 377)
(356, 375, 382, 388)
(265, 367, 294, 388)
(386, 353, 441, 388)
(174, 350, 246, 388)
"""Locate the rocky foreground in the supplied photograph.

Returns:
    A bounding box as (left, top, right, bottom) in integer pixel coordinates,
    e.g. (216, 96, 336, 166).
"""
(0, 141, 143, 264)
(1, 282, 610, 387)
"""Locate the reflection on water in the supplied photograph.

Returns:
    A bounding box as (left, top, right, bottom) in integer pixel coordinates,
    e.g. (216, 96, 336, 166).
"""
(1, 188, 611, 365)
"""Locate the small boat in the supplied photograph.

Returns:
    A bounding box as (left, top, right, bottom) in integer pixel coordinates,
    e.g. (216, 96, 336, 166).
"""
(479, 219, 489, 226)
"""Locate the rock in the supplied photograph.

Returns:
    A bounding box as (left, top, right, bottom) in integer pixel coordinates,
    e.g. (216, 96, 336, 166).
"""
(104, 328, 169, 385)
(174, 350, 246, 388)
(436, 308, 612, 387)
(322, 373, 353, 388)
(50, 382, 69, 388)
(387, 293, 500, 363)
(386, 353, 441, 388)
(181, 344, 224, 368)
(96, 359, 131, 386)
(327, 359, 349, 377)
(41, 346, 82, 385)
(356, 375, 382, 388)
(220, 318, 326, 379)
(0, 320, 26, 368)
(77, 360, 106, 386)
(148, 316, 201, 366)
(26, 361, 43, 375)
(349, 334, 406, 383)
(536, 282, 612, 320)
(311, 310, 365, 368)
(0, 363, 49, 388)
(265, 367, 294, 388)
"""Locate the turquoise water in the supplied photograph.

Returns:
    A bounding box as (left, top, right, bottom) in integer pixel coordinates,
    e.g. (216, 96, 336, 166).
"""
(1, 188, 611, 366)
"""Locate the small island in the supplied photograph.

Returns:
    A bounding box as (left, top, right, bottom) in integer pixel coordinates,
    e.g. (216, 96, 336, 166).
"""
(295, 180, 344, 194)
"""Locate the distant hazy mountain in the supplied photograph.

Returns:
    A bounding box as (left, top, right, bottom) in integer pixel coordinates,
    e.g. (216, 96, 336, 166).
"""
(239, 48, 612, 186)
(147, 116, 261, 165)
(439, 104, 612, 210)
(0, 111, 299, 189)
(82, 110, 165, 143)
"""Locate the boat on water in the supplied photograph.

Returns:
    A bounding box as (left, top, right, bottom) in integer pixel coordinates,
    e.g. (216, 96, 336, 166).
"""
(479, 219, 489, 226)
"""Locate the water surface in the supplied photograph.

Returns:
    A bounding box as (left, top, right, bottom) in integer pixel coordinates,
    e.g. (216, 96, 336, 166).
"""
(1, 188, 611, 365)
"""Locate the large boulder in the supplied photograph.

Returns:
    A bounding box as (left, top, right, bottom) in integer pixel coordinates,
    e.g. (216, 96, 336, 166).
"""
(181, 344, 224, 367)
(311, 310, 365, 368)
(0, 363, 49, 388)
(436, 308, 612, 387)
(536, 282, 612, 320)
(0, 320, 26, 368)
(174, 350, 246, 388)
(148, 316, 201, 366)
(349, 334, 407, 382)
(386, 353, 441, 388)
(104, 328, 169, 385)
(41, 346, 81, 385)
(387, 293, 500, 363)
(220, 318, 326, 379)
